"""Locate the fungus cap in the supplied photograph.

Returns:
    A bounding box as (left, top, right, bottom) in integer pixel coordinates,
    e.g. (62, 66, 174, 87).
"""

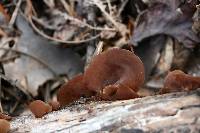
(0, 119, 10, 133)
(84, 48, 145, 100)
(48, 101, 60, 111)
(57, 74, 93, 106)
(29, 100, 52, 118)
(161, 70, 200, 93)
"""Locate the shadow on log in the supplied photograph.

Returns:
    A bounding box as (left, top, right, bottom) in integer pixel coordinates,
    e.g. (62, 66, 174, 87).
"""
(11, 89, 200, 133)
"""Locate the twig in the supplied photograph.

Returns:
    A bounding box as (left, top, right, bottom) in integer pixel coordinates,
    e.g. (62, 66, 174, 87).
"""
(3, 88, 21, 100)
(88, 0, 130, 46)
(9, 0, 22, 26)
(0, 77, 3, 113)
(0, 28, 7, 37)
(60, 0, 75, 16)
(29, 15, 101, 45)
(43, 0, 55, 9)
(93, 41, 103, 56)
(0, 48, 57, 76)
(117, 0, 129, 17)
(0, 54, 19, 62)
(31, 16, 57, 30)
(106, 0, 112, 15)
(85, 41, 103, 69)
(25, 0, 104, 45)
(89, 0, 120, 31)
(31, 13, 116, 32)
(44, 83, 50, 102)
(60, 12, 116, 31)
(10, 101, 19, 114)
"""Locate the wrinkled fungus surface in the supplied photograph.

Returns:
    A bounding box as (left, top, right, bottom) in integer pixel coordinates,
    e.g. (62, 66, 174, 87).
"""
(57, 48, 145, 105)
(161, 70, 200, 93)
(84, 48, 145, 100)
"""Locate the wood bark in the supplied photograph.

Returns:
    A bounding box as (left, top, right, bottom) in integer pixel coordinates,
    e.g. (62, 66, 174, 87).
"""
(11, 89, 200, 133)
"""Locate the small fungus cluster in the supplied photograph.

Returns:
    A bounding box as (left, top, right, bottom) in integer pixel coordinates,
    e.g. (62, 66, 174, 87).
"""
(29, 100, 60, 118)
(57, 48, 200, 107)
(2, 48, 200, 124)
(160, 70, 200, 94)
(57, 48, 145, 106)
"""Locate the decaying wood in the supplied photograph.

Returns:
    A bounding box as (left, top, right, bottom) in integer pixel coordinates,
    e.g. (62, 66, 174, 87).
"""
(11, 89, 200, 133)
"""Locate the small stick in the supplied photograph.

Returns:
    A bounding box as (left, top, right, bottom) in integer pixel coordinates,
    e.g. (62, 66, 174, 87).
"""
(106, 0, 112, 15)
(9, 0, 22, 26)
(0, 77, 3, 113)
(91, 0, 120, 31)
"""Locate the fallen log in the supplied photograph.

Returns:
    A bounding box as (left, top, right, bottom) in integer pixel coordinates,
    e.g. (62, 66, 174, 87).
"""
(11, 89, 200, 133)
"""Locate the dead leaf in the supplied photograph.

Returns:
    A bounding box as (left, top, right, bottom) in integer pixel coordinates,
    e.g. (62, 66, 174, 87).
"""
(132, 1, 200, 47)
(134, 35, 165, 79)
(2, 15, 84, 96)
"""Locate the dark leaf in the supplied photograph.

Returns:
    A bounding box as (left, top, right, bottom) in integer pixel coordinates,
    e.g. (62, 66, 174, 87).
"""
(135, 35, 166, 79)
(132, 1, 200, 47)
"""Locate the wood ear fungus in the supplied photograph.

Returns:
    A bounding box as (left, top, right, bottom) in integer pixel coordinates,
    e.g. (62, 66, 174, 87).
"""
(57, 48, 145, 105)
(57, 74, 93, 107)
(0, 119, 10, 133)
(84, 48, 145, 100)
(160, 70, 200, 94)
(29, 100, 52, 118)
(48, 101, 60, 111)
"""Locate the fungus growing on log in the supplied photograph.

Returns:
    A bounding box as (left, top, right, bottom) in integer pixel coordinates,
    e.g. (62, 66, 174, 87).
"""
(57, 48, 145, 105)
(160, 70, 200, 94)
(29, 100, 52, 118)
(57, 74, 93, 107)
(0, 119, 10, 133)
(84, 48, 145, 100)
(48, 101, 60, 111)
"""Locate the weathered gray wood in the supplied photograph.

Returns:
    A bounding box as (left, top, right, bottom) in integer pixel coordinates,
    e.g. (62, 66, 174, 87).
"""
(11, 89, 200, 133)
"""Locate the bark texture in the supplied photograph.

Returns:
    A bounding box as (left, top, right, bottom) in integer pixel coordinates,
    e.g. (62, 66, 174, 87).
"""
(11, 89, 200, 133)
